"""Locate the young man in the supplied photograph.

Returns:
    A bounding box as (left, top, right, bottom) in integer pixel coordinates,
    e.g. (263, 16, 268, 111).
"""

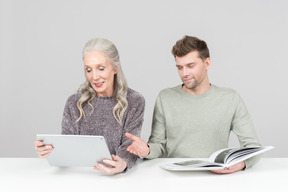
(126, 35, 261, 174)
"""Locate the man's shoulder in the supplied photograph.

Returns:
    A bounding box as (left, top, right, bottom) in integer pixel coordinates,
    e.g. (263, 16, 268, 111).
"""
(153, 85, 184, 104)
(158, 85, 182, 96)
(211, 84, 240, 99)
(212, 84, 237, 94)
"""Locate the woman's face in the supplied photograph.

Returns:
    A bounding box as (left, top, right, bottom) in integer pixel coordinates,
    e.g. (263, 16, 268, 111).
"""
(83, 51, 117, 97)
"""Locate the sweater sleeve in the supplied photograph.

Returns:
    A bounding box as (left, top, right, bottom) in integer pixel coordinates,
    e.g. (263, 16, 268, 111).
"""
(231, 92, 261, 169)
(145, 92, 167, 159)
(116, 91, 145, 170)
(61, 95, 80, 135)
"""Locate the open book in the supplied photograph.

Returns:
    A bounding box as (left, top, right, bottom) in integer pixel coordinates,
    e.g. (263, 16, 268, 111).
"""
(160, 146, 274, 171)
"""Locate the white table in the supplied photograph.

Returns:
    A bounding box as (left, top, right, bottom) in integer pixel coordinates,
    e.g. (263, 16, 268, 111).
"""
(0, 158, 287, 192)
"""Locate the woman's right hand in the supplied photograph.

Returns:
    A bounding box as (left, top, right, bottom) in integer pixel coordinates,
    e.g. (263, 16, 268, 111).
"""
(34, 140, 53, 158)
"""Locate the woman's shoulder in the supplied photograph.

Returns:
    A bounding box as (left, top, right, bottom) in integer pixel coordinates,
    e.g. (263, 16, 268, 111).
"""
(127, 88, 145, 105)
(65, 92, 82, 104)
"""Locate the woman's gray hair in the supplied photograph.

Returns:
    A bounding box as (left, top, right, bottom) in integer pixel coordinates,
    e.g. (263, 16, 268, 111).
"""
(76, 38, 128, 125)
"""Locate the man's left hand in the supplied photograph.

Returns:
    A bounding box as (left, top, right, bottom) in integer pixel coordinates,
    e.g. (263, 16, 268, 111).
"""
(211, 161, 245, 174)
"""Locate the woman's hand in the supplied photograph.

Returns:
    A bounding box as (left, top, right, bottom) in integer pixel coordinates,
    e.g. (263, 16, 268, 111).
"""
(94, 155, 127, 175)
(211, 161, 246, 174)
(34, 140, 53, 158)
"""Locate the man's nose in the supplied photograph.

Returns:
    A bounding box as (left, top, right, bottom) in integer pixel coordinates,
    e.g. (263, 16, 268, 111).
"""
(182, 67, 189, 77)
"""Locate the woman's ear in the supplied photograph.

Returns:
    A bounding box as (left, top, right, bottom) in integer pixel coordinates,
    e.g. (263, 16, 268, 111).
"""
(114, 62, 120, 74)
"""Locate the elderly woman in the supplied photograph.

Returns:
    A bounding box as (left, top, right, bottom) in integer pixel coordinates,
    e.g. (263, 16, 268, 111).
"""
(34, 38, 145, 174)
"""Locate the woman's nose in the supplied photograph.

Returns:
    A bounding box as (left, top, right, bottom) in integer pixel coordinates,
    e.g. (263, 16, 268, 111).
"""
(92, 70, 99, 80)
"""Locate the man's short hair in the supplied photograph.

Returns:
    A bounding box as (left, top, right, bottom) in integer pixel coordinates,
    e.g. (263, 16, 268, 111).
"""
(171, 35, 210, 60)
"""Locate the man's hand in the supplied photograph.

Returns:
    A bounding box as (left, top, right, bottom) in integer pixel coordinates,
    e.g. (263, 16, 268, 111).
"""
(94, 155, 127, 175)
(125, 133, 150, 157)
(211, 161, 246, 174)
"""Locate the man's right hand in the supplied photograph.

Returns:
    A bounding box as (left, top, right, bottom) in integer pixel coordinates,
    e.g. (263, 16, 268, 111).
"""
(34, 140, 53, 158)
(125, 133, 150, 157)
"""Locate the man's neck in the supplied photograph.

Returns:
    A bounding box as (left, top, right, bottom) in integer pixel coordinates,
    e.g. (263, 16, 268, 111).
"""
(182, 82, 211, 95)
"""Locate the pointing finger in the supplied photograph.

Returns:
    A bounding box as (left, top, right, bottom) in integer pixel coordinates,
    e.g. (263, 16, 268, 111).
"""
(125, 132, 139, 141)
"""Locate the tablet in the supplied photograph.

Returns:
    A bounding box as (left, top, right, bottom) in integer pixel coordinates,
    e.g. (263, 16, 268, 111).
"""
(36, 134, 111, 167)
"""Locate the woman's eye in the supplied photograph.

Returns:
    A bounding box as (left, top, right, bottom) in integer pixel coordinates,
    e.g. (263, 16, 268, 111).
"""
(86, 68, 92, 73)
(99, 67, 105, 71)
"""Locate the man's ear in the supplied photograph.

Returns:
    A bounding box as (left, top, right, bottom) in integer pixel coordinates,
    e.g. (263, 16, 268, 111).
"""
(204, 58, 211, 70)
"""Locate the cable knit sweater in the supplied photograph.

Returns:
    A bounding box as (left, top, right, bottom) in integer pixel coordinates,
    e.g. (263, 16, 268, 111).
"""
(61, 88, 145, 170)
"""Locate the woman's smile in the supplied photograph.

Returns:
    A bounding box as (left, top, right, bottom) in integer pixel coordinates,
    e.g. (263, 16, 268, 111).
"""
(94, 81, 104, 88)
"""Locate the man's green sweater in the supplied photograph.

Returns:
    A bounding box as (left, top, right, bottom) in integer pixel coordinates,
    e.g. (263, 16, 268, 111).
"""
(146, 84, 261, 168)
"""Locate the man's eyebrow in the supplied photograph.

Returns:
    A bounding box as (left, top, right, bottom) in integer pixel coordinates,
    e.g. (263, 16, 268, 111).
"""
(185, 62, 196, 65)
(176, 62, 196, 67)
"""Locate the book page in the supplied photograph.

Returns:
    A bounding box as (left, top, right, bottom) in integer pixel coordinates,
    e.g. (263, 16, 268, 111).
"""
(208, 148, 237, 164)
(225, 146, 274, 166)
(209, 146, 274, 167)
(213, 149, 238, 164)
(160, 159, 224, 171)
(174, 160, 222, 167)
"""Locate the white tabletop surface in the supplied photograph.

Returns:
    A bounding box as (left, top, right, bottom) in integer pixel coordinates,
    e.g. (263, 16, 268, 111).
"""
(0, 158, 287, 192)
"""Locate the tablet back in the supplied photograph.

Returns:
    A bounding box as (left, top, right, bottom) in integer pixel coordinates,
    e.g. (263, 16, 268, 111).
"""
(36, 134, 111, 167)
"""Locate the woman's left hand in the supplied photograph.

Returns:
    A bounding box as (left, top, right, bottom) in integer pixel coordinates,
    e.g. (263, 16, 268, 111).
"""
(94, 155, 127, 175)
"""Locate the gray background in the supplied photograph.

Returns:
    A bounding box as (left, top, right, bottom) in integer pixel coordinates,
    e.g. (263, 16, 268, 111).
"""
(1, 0, 287, 158)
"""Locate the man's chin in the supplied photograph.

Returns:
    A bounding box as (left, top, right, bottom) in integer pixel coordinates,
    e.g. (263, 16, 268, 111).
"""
(183, 83, 197, 90)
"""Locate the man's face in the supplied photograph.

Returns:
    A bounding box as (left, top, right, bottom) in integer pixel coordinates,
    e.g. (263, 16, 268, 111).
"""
(175, 51, 210, 91)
